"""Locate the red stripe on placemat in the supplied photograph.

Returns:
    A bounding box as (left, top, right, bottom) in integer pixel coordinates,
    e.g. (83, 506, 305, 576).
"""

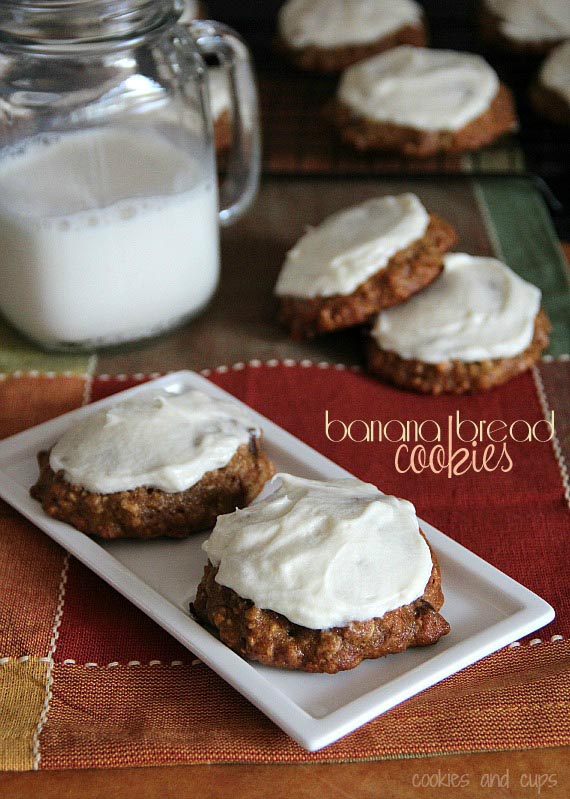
(56, 559, 190, 665)
(55, 365, 568, 667)
(58, 373, 182, 665)
(90, 376, 149, 402)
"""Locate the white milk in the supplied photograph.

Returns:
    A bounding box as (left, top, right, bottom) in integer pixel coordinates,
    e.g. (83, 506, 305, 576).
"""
(0, 127, 219, 347)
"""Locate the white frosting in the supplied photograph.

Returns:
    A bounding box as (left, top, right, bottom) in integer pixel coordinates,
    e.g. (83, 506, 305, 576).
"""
(278, 0, 422, 49)
(486, 0, 570, 43)
(274, 194, 429, 298)
(49, 390, 258, 494)
(203, 473, 433, 630)
(371, 253, 541, 363)
(540, 40, 570, 105)
(338, 46, 499, 132)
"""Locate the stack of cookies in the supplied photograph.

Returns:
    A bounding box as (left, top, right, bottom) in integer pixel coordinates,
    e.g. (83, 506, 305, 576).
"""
(275, 193, 550, 395)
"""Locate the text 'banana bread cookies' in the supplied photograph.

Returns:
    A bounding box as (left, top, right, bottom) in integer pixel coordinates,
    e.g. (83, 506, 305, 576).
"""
(30, 389, 275, 539)
(277, 0, 426, 73)
(192, 473, 450, 673)
(334, 46, 517, 157)
(275, 193, 457, 339)
(367, 253, 550, 395)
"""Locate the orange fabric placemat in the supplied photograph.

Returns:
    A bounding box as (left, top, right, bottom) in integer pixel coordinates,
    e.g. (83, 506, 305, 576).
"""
(1, 364, 569, 771)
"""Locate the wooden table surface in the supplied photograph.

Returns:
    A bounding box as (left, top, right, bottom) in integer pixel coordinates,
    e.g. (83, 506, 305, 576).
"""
(1, 748, 569, 798)
(0, 186, 568, 798)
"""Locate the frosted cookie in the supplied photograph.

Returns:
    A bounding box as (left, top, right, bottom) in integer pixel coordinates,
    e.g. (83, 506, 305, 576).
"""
(277, 0, 426, 73)
(530, 41, 570, 125)
(192, 474, 450, 673)
(480, 0, 570, 54)
(367, 253, 550, 395)
(275, 194, 457, 340)
(334, 46, 517, 157)
(30, 390, 275, 539)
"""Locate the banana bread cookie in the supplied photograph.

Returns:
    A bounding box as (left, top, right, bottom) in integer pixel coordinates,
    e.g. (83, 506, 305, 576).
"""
(192, 474, 450, 673)
(275, 194, 457, 339)
(334, 47, 517, 157)
(367, 253, 550, 394)
(31, 389, 275, 539)
(277, 0, 426, 73)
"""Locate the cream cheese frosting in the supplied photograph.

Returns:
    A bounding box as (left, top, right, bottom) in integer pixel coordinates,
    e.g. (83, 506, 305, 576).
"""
(274, 193, 429, 299)
(202, 473, 433, 630)
(338, 46, 499, 131)
(486, 0, 570, 43)
(49, 389, 258, 494)
(278, 0, 422, 50)
(540, 40, 570, 105)
(371, 253, 541, 363)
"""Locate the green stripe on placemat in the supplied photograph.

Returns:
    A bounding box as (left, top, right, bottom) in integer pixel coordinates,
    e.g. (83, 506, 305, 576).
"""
(475, 177, 570, 357)
(464, 143, 526, 174)
(0, 318, 92, 375)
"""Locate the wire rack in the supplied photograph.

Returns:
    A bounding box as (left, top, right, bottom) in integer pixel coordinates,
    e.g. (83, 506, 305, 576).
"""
(207, 0, 569, 234)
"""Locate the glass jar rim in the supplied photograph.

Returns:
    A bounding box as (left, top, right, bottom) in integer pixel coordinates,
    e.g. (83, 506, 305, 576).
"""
(0, 0, 181, 49)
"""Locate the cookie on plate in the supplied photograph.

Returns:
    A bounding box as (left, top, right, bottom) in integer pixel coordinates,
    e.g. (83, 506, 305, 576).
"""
(479, 0, 570, 55)
(277, 0, 427, 73)
(30, 389, 275, 540)
(334, 46, 517, 157)
(530, 40, 570, 126)
(192, 474, 450, 674)
(275, 193, 457, 340)
(367, 253, 550, 395)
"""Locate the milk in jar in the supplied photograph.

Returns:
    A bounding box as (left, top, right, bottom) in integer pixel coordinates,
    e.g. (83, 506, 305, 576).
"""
(0, 126, 220, 348)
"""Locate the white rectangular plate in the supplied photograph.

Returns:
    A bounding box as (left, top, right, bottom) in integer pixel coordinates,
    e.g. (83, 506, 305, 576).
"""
(0, 371, 554, 752)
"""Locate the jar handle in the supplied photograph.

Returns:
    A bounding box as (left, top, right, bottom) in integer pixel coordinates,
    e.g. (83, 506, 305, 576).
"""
(187, 20, 261, 227)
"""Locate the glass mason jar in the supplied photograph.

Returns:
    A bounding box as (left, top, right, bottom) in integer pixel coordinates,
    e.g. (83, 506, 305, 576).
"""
(0, 0, 260, 350)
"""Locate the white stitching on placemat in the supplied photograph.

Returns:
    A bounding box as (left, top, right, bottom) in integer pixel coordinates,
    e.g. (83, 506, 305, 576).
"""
(0, 656, 204, 666)
(0, 355, 568, 384)
(30, 365, 96, 770)
(532, 365, 570, 509)
(0, 370, 93, 380)
(507, 635, 565, 648)
(31, 553, 70, 770)
(541, 354, 570, 363)
(5, 635, 568, 666)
